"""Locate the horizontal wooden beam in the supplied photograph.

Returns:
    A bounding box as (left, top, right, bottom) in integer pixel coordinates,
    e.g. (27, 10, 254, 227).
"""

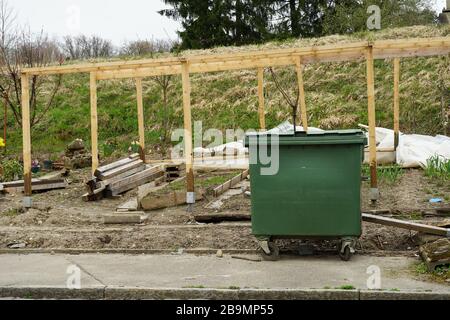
(20, 37, 450, 78)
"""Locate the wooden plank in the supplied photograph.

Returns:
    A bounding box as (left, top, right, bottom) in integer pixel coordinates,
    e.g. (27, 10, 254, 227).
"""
(82, 186, 105, 202)
(97, 159, 144, 180)
(95, 153, 140, 175)
(181, 61, 195, 202)
(366, 46, 378, 192)
(140, 189, 205, 211)
(296, 57, 308, 130)
(362, 213, 449, 237)
(21, 74, 32, 196)
(257, 67, 266, 130)
(393, 58, 400, 151)
(90, 72, 99, 174)
(1, 178, 66, 188)
(135, 78, 146, 158)
(97, 164, 146, 187)
(213, 170, 249, 197)
(104, 213, 147, 224)
(21, 37, 450, 77)
(5, 181, 68, 193)
(107, 166, 164, 196)
(194, 212, 251, 223)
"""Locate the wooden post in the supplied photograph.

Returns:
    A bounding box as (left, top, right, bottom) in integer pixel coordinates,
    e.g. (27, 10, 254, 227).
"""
(296, 57, 308, 131)
(135, 77, 146, 160)
(90, 72, 99, 175)
(181, 61, 195, 208)
(393, 58, 400, 151)
(3, 96, 6, 148)
(21, 74, 32, 206)
(366, 46, 378, 201)
(257, 67, 266, 130)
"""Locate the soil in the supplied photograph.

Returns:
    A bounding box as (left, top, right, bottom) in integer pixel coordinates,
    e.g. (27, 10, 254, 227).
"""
(0, 168, 448, 256)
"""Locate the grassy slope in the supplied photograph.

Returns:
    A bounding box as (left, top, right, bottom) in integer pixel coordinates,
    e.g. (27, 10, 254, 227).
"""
(2, 25, 450, 159)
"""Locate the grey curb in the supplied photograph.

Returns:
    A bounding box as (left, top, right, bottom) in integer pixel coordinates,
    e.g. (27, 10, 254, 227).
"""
(1, 286, 449, 300)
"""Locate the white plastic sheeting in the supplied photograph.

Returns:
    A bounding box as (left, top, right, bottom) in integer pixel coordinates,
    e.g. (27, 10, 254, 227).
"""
(192, 121, 450, 169)
(193, 121, 323, 157)
(369, 127, 450, 168)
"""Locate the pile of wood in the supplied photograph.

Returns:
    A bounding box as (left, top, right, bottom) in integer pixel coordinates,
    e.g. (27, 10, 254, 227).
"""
(0, 178, 68, 193)
(420, 238, 450, 271)
(83, 154, 165, 201)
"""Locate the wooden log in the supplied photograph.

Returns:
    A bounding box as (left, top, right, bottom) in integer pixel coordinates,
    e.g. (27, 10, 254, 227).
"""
(96, 159, 144, 180)
(362, 213, 450, 237)
(94, 153, 140, 176)
(107, 166, 164, 196)
(194, 212, 251, 223)
(213, 170, 249, 197)
(419, 238, 450, 271)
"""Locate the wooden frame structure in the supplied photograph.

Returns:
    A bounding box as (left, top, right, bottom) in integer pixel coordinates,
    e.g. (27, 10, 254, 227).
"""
(20, 37, 450, 206)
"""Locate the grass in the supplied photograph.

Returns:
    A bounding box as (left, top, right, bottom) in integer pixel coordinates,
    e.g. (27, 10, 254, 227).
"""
(2, 26, 449, 161)
(414, 262, 450, 282)
(336, 285, 355, 290)
(424, 155, 450, 183)
(362, 164, 404, 185)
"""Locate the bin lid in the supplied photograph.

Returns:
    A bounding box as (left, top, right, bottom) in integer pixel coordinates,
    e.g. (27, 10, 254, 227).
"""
(245, 129, 367, 146)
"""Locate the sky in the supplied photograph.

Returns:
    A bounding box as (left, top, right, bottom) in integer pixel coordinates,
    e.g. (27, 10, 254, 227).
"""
(9, 0, 448, 46)
(11, 0, 182, 45)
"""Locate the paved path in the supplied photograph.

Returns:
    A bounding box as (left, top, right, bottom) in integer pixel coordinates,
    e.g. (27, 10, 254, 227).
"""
(0, 253, 448, 299)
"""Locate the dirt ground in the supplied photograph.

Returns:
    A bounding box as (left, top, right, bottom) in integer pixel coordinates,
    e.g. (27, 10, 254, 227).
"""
(0, 168, 448, 255)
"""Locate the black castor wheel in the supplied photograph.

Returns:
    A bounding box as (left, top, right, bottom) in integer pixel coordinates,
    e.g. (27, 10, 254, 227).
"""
(260, 242, 280, 261)
(339, 245, 352, 261)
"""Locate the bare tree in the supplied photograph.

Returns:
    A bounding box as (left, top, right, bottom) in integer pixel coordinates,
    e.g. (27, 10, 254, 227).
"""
(62, 35, 115, 60)
(0, 0, 64, 127)
(120, 38, 176, 57)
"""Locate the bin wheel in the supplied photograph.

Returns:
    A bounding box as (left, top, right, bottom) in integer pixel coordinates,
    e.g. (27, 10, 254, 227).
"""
(339, 245, 352, 261)
(260, 242, 280, 261)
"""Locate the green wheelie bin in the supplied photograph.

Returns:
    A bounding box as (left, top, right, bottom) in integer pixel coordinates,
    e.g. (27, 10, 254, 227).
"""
(245, 129, 367, 261)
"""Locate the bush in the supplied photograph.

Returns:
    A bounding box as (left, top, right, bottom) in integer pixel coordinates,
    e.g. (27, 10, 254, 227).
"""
(0, 159, 23, 182)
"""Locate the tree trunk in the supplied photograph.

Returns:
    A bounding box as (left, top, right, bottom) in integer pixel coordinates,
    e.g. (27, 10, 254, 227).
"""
(289, 0, 301, 37)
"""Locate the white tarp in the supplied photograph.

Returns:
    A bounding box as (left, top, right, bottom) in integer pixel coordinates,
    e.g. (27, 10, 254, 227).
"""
(193, 121, 450, 169)
(369, 127, 450, 168)
(193, 121, 323, 157)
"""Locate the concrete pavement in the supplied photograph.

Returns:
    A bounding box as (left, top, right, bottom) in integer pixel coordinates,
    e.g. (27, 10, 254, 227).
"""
(0, 253, 448, 299)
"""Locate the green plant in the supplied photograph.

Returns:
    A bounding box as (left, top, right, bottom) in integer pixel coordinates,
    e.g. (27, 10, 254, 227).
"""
(377, 165, 403, 184)
(0, 159, 23, 182)
(336, 285, 355, 290)
(424, 155, 450, 182)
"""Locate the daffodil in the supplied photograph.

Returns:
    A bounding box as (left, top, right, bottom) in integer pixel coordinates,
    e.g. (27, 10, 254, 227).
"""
(0, 138, 5, 148)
